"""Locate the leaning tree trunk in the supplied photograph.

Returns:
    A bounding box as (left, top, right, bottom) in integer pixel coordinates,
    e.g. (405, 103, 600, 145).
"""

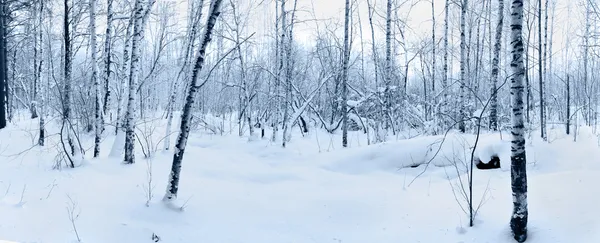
(508, 0, 528, 241)
(123, 0, 146, 164)
(489, 0, 504, 131)
(163, 0, 223, 203)
(164, 0, 204, 151)
(341, 0, 350, 147)
(90, 0, 102, 157)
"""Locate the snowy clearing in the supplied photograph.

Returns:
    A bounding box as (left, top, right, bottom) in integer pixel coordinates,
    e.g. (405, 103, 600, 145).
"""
(0, 120, 598, 243)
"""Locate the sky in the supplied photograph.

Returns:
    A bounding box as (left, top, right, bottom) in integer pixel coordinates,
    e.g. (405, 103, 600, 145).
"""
(164, 0, 583, 79)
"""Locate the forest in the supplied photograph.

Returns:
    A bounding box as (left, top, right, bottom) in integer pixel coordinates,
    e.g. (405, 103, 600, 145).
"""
(0, 0, 596, 242)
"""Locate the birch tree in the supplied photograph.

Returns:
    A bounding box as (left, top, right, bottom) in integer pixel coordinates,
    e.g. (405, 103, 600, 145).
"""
(341, 0, 350, 147)
(489, 0, 504, 131)
(537, 0, 545, 140)
(103, 0, 114, 116)
(508, 0, 528, 241)
(384, 0, 394, 133)
(115, 15, 134, 135)
(164, 0, 204, 151)
(90, 0, 102, 157)
(0, 0, 7, 130)
(441, 0, 450, 131)
(458, 0, 468, 133)
(124, 0, 153, 164)
(164, 0, 223, 203)
(37, 0, 45, 145)
(63, 0, 76, 164)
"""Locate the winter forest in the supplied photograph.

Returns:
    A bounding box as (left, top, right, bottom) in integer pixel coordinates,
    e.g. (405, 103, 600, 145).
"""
(0, 0, 597, 242)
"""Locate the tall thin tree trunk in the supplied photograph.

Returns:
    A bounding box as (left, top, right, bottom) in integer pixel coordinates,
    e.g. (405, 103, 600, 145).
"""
(548, 1, 555, 130)
(63, 0, 76, 164)
(103, 0, 114, 116)
(537, 0, 545, 140)
(123, 0, 146, 164)
(164, 0, 223, 203)
(341, 0, 350, 147)
(489, 0, 504, 131)
(458, 0, 468, 133)
(271, 0, 281, 143)
(164, 0, 204, 151)
(0, 0, 7, 130)
(91, 0, 102, 157)
(431, 0, 436, 126)
(508, 1, 528, 241)
(37, 1, 45, 145)
(566, 74, 570, 135)
(31, 5, 39, 120)
(384, 0, 393, 132)
(441, 0, 450, 131)
(366, 0, 383, 141)
(280, 0, 289, 147)
(115, 15, 134, 135)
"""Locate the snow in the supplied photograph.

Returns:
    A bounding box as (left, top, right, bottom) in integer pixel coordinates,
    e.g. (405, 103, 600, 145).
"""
(0, 119, 599, 242)
(346, 100, 361, 107)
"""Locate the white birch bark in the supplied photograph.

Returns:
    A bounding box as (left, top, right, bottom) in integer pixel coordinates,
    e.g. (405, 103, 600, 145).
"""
(91, 0, 102, 157)
(489, 0, 504, 131)
(102, 0, 114, 116)
(508, 0, 528, 241)
(123, 0, 146, 164)
(458, 0, 468, 133)
(341, 0, 350, 147)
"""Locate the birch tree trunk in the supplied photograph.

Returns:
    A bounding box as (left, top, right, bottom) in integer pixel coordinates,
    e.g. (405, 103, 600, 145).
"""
(123, 0, 146, 164)
(271, 0, 282, 143)
(508, 0, 528, 241)
(566, 74, 570, 135)
(458, 0, 468, 133)
(281, 0, 298, 147)
(280, 0, 289, 147)
(431, 0, 436, 128)
(441, 0, 450, 131)
(341, 0, 350, 147)
(164, 0, 223, 203)
(537, 0, 545, 140)
(541, 0, 548, 139)
(31, 3, 40, 120)
(366, 0, 383, 142)
(164, 0, 204, 151)
(90, 0, 102, 157)
(37, 1, 45, 146)
(115, 15, 134, 135)
(63, 0, 76, 165)
(0, 0, 7, 130)
(102, 0, 114, 116)
(384, 0, 393, 132)
(489, 0, 504, 131)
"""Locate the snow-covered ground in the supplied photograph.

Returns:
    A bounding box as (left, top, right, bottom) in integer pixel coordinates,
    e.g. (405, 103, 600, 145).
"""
(0, 118, 599, 243)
